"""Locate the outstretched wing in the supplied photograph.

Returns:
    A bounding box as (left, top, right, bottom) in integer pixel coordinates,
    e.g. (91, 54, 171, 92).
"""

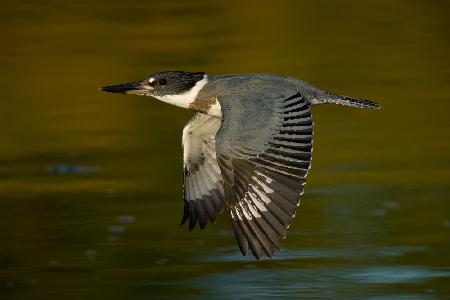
(181, 113, 225, 230)
(215, 92, 313, 259)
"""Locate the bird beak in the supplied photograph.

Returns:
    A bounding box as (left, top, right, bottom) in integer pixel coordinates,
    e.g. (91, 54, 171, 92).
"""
(100, 81, 152, 95)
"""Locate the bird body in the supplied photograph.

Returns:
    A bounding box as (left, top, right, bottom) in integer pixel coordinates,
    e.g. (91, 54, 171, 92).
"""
(101, 71, 379, 259)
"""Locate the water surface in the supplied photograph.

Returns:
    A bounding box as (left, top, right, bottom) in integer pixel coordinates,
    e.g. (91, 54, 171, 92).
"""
(1, 0, 450, 299)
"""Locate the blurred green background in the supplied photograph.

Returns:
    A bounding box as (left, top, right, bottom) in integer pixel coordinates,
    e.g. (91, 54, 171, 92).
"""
(1, 0, 449, 299)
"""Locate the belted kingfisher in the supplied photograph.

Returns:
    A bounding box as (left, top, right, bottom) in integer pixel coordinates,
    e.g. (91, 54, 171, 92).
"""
(101, 71, 379, 259)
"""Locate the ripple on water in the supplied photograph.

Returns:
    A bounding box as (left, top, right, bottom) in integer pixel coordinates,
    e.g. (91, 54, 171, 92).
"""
(346, 266, 450, 284)
(117, 215, 135, 223)
(108, 225, 126, 233)
(185, 266, 450, 299)
(198, 245, 427, 263)
(48, 164, 101, 175)
(364, 295, 436, 300)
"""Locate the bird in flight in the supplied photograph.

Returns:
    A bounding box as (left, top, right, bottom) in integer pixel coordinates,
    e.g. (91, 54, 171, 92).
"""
(101, 71, 379, 259)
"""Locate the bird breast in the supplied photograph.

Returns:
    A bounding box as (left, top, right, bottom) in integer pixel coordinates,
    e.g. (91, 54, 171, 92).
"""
(188, 95, 222, 118)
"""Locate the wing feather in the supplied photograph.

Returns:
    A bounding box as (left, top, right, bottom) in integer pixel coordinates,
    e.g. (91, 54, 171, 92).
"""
(181, 113, 224, 230)
(215, 91, 313, 258)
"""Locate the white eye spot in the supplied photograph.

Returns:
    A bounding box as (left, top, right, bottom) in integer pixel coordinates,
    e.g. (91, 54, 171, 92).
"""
(149, 78, 155, 83)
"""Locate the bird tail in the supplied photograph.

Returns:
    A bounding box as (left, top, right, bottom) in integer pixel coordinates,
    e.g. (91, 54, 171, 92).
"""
(321, 91, 380, 109)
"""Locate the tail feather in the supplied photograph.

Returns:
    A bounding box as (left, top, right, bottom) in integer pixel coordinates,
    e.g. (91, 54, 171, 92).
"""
(322, 91, 380, 109)
(327, 95, 379, 109)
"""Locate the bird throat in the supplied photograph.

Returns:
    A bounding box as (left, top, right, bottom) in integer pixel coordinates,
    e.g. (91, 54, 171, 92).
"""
(153, 75, 222, 118)
(153, 75, 209, 111)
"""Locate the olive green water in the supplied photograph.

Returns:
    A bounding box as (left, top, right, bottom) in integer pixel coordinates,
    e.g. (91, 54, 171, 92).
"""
(1, 0, 450, 299)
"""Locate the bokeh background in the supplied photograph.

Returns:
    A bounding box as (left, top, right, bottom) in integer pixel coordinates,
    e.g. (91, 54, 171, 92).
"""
(1, 0, 449, 299)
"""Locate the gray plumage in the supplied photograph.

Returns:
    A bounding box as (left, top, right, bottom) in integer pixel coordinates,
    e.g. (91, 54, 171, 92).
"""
(101, 71, 379, 260)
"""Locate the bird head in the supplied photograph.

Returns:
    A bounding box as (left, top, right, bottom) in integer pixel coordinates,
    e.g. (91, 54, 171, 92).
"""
(100, 71, 207, 108)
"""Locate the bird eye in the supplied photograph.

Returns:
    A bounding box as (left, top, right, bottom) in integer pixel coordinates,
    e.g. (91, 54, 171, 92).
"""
(158, 79, 167, 86)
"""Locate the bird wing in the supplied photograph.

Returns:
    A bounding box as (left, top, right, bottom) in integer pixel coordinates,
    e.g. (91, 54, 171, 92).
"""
(215, 91, 313, 259)
(181, 113, 225, 230)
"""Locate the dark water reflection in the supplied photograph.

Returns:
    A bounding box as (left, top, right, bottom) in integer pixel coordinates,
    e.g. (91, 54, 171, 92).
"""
(1, 0, 450, 299)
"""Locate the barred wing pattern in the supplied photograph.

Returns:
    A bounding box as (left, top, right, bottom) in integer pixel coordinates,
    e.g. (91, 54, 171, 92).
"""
(215, 93, 313, 259)
(181, 113, 225, 230)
